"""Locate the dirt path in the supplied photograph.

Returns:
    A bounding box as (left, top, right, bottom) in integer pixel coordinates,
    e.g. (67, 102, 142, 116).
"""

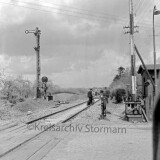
(69, 100, 147, 125)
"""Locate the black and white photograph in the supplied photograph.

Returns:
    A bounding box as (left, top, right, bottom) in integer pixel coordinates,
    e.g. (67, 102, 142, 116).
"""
(0, 0, 159, 159)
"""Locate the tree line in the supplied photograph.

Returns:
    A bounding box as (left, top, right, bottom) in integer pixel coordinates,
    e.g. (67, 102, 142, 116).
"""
(109, 66, 142, 99)
(0, 70, 88, 103)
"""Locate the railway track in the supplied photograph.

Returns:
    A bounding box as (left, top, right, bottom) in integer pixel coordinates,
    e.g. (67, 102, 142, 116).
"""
(0, 99, 99, 159)
(0, 100, 90, 136)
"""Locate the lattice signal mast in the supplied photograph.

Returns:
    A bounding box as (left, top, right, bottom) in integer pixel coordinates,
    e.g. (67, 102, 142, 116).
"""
(25, 27, 41, 99)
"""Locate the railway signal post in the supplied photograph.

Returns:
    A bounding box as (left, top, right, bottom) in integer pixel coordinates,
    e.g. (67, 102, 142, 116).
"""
(25, 27, 41, 99)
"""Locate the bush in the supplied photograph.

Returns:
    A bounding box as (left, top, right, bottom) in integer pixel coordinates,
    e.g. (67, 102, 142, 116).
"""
(18, 97, 25, 102)
(115, 88, 126, 103)
(9, 99, 16, 104)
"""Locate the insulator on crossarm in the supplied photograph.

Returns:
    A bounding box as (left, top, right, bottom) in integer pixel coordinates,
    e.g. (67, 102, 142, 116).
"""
(25, 30, 29, 34)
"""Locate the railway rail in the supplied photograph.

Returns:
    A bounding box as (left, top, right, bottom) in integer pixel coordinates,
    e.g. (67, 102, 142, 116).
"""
(0, 99, 99, 159)
(0, 100, 89, 134)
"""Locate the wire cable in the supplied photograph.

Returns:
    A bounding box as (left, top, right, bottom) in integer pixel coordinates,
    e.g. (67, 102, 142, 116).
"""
(0, 0, 128, 24)
(34, 0, 129, 20)
(3, 0, 129, 23)
(0, 1, 128, 25)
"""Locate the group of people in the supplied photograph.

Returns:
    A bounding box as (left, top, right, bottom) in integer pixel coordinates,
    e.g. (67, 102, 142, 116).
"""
(87, 87, 110, 119)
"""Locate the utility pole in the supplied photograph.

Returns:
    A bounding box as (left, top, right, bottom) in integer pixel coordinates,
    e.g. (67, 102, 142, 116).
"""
(25, 27, 41, 99)
(153, 6, 156, 98)
(130, 0, 136, 101)
(153, 6, 160, 100)
(124, 0, 138, 101)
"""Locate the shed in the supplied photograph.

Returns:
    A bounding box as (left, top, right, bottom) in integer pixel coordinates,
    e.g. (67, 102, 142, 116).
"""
(137, 64, 160, 119)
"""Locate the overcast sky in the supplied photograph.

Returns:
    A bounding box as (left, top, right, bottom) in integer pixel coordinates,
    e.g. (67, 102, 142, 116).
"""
(0, 0, 160, 88)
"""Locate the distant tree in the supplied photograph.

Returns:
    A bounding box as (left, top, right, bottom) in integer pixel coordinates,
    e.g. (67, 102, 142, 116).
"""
(109, 66, 142, 98)
(118, 66, 125, 77)
(47, 81, 54, 93)
(0, 69, 7, 91)
(113, 75, 120, 81)
(2, 79, 14, 100)
(1, 75, 34, 100)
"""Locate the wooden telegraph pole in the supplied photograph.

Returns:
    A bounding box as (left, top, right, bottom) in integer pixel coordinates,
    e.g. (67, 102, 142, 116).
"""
(129, 0, 136, 101)
(25, 27, 41, 99)
(124, 0, 138, 101)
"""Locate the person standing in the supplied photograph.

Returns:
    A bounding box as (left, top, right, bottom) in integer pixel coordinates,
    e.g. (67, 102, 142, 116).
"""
(87, 89, 93, 105)
(103, 87, 109, 102)
(100, 90, 105, 119)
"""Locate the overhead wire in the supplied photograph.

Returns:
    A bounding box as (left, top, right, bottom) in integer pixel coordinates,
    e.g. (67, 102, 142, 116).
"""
(156, 1, 160, 7)
(3, 0, 129, 23)
(0, 1, 127, 25)
(0, 1, 130, 25)
(136, 0, 153, 26)
(136, 0, 160, 24)
(134, 0, 160, 28)
(0, 0, 158, 29)
(136, 1, 152, 20)
(0, 0, 159, 35)
(135, 0, 143, 13)
(34, 0, 129, 20)
(135, 0, 146, 15)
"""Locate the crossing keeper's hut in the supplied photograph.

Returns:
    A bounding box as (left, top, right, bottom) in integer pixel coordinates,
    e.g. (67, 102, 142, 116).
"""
(137, 64, 160, 120)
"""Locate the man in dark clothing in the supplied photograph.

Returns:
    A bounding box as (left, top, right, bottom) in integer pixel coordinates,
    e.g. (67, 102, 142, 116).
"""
(87, 89, 93, 105)
(100, 90, 106, 118)
(103, 87, 110, 103)
(102, 87, 110, 115)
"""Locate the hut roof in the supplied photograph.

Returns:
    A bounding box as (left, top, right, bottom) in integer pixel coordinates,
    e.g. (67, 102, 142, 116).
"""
(137, 64, 160, 74)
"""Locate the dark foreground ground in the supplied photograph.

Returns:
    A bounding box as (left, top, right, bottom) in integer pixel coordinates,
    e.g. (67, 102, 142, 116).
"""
(0, 93, 87, 127)
(1, 99, 152, 160)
